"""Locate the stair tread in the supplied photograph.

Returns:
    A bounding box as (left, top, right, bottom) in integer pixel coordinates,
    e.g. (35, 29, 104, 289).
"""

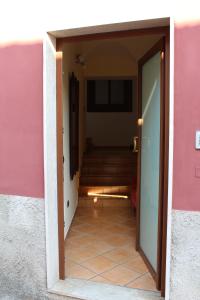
(80, 150, 136, 188)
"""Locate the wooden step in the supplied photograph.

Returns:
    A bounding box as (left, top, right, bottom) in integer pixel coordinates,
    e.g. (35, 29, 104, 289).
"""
(79, 185, 131, 197)
(78, 197, 131, 208)
(80, 175, 133, 186)
(82, 165, 134, 176)
(83, 156, 136, 164)
(80, 149, 137, 188)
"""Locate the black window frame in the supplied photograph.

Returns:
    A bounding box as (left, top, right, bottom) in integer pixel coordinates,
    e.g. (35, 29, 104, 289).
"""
(86, 77, 136, 112)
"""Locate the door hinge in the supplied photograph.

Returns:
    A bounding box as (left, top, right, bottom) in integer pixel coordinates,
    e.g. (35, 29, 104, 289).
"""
(161, 51, 164, 60)
(63, 156, 64, 163)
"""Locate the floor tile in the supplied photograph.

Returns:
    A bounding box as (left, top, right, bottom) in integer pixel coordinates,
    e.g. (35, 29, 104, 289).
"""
(81, 255, 117, 274)
(67, 229, 83, 239)
(66, 262, 96, 280)
(87, 240, 114, 253)
(123, 219, 136, 227)
(65, 259, 77, 270)
(89, 227, 114, 237)
(105, 224, 132, 234)
(71, 218, 83, 226)
(66, 247, 97, 263)
(67, 234, 98, 247)
(71, 223, 95, 233)
(120, 245, 139, 258)
(103, 234, 133, 247)
(101, 265, 141, 286)
(65, 204, 157, 292)
(89, 275, 112, 285)
(65, 240, 77, 250)
(102, 246, 138, 263)
(126, 272, 157, 291)
(122, 256, 149, 274)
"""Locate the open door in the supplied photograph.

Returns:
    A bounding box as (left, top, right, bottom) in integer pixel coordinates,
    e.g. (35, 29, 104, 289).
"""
(136, 39, 165, 290)
(56, 49, 65, 280)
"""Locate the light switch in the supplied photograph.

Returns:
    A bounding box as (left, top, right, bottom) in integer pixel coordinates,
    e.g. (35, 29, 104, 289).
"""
(195, 131, 200, 149)
(195, 167, 200, 178)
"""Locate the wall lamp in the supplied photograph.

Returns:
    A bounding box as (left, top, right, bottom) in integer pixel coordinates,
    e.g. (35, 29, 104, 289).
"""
(87, 192, 128, 199)
(75, 54, 86, 67)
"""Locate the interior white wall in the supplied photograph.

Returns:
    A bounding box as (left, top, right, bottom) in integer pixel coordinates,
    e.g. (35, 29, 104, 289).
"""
(84, 36, 160, 147)
(62, 43, 85, 237)
(43, 35, 85, 288)
(86, 112, 137, 147)
(44, 33, 59, 288)
(85, 49, 137, 147)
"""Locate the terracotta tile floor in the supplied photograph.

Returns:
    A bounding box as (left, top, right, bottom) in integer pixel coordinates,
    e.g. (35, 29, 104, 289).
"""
(65, 205, 157, 291)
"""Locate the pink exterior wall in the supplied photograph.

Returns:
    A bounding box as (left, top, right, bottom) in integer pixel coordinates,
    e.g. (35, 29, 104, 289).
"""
(173, 22, 200, 211)
(1, 21, 200, 210)
(0, 42, 44, 198)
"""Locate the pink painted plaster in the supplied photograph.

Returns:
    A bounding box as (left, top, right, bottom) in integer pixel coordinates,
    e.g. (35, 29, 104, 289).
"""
(0, 42, 44, 198)
(173, 23, 200, 211)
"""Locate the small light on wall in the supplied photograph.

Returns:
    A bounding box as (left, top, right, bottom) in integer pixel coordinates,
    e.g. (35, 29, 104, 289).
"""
(88, 192, 128, 199)
(137, 118, 144, 126)
(75, 54, 86, 67)
(93, 197, 98, 203)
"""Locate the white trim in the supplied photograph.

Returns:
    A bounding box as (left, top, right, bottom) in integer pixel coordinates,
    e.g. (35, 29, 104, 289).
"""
(164, 17, 174, 300)
(43, 18, 173, 295)
(43, 33, 59, 288)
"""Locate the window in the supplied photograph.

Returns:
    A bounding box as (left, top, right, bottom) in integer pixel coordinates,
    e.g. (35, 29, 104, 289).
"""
(87, 78, 135, 112)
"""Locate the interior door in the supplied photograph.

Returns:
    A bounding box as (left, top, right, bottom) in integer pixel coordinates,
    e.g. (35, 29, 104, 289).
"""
(136, 39, 165, 289)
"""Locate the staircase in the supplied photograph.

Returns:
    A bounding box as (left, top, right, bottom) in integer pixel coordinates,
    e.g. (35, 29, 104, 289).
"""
(79, 148, 137, 197)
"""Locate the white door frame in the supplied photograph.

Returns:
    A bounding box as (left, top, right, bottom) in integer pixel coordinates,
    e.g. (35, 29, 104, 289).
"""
(43, 18, 174, 299)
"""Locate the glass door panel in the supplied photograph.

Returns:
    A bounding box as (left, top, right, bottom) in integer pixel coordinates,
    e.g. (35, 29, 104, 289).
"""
(139, 52, 161, 272)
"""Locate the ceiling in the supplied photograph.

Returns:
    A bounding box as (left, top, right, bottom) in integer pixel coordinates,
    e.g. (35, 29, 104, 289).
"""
(75, 34, 163, 62)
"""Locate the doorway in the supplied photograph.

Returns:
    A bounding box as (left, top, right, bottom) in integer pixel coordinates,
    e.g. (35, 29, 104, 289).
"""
(58, 28, 169, 296)
(43, 17, 170, 298)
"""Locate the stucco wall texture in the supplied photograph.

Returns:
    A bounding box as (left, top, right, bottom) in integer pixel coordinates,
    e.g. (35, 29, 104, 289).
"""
(0, 195, 77, 300)
(170, 210, 200, 299)
(0, 195, 46, 299)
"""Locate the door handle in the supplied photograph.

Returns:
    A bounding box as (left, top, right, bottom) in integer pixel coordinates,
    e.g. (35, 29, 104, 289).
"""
(133, 136, 139, 153)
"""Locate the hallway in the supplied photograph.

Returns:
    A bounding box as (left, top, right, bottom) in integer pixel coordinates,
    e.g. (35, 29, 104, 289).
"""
(65, 204, 156, 291)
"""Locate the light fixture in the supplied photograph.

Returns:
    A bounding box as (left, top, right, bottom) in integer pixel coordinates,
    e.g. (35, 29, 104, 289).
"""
(93, 197, 98, 203)
(88, 192, 128, 199)
(75, 54, 85, 66)
(137, 118, 144, 126)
